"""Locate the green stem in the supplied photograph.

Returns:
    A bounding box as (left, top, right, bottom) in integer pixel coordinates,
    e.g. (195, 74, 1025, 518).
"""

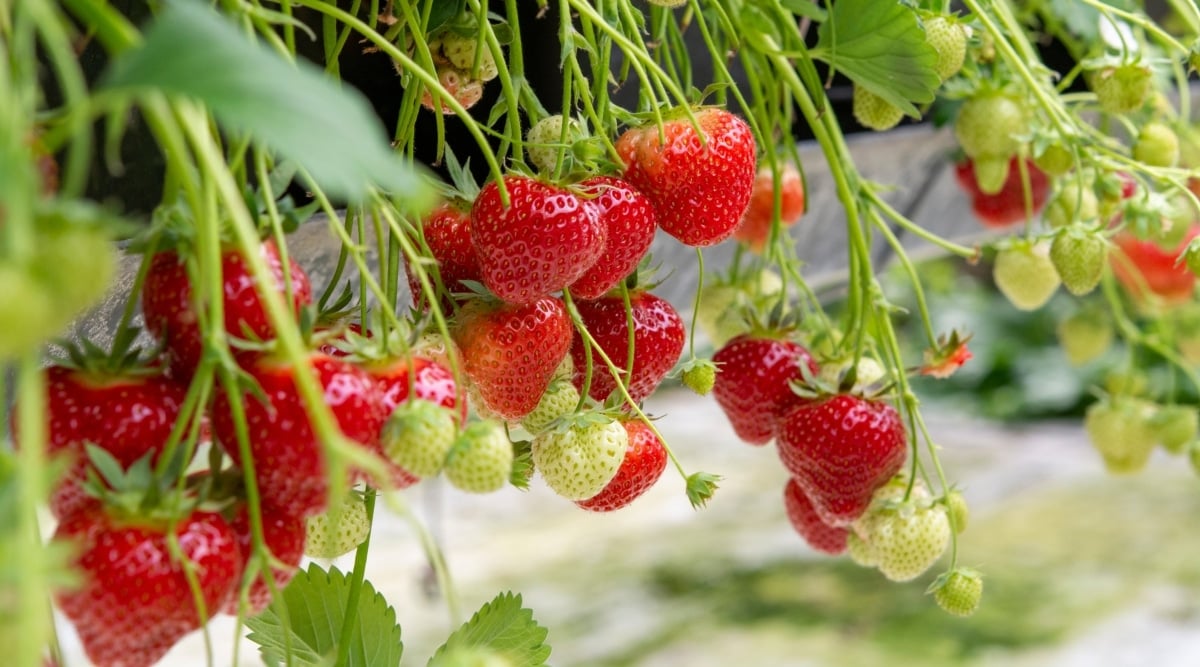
(336, 490, 377, 667)
(14, 357, 50, 667)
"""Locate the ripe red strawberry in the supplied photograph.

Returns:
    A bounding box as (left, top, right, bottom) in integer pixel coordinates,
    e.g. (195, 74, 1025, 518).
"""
(569, 176, 657, 299)
(470, 175, 605, 304)
(783, 477, 848, 555)
(222, 504, 306, 615)
(616, 107, 757, 246)
(569, 290, 685, 405)
(576, 419, 668, 512)
(142, 239, 313, 380)
(53, 506, 241, 667)
(1112, 226, 1199, 304)
(712, 334, 819, 446)
(776, 395, 908, 526)
(363, 353, 463, 487)
(954, 157, 1050, 228)
(367, 354, 464, 422)
(211, 352, 387, 518)
(19, 365, 187, 519)
(407, 201, 481, 309)
(452, 296, 572, 420)
(733, 164, 806, 253)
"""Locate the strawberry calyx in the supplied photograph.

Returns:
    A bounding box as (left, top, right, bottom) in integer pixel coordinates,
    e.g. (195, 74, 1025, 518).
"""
(917, 329, 974, 379)
(56, 327, 168, 381)
(82, 446, 210, 526)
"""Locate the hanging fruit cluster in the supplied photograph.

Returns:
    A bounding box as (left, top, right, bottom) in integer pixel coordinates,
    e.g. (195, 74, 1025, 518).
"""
(4, 1, 1200, 666)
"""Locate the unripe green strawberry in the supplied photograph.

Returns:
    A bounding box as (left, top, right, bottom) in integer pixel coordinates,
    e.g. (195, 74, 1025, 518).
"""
(0, 264, 61, 360)
(382, 400, 458, 478)
(1057, 311, 1114, 366)
(1034, 141, 1074, 176)
(1045, 178, 1099, 228)
(1151, 405, 1198, 454)
(846, 531, 877, 567)
(1134, 122, 1180, 168)
(521, 380, 580, 435)
(955, 93, 1027, 160)
(924, 16, 967, 82)
(1104, 369, 1149, 397)
(1084, 397, 1159, 473)
(930, 568, 984, 617)
(531, 416, 628, 501)
(440, 32, 499, 82)
(526, 115, 583, 173)
(972, 156, 1012, 196)
(444, 420, 514, 493)
(944, 489, 969, 533)
(681, 360, 716, 396)
(1050, 227, 1108, 296)
(1091, 63, 1152, 113)
(305, 493, 371, 559)
(994, 241, 1061, 310)
(852, 85, 904, 132)
(859, 499, 951, 582)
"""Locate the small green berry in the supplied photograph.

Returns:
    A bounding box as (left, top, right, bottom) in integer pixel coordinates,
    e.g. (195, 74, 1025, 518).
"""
(444, 420, 514, 494)
(681, 361, 716, 396)
(305, 493, 371, 559)
(930, 568, 984, 617)
(945, 490, 969, 533)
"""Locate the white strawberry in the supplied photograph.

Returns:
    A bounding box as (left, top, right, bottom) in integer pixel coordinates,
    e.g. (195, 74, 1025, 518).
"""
(382, 399, 458, 478)
(444, 420, 514, 494)
(531, 415, 627, 501)
(305, 492, 371, 559)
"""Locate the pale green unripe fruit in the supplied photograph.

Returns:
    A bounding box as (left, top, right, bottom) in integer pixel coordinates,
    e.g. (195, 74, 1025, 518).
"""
(993, 241, 1061, 311)
(305, 494, 371, 559)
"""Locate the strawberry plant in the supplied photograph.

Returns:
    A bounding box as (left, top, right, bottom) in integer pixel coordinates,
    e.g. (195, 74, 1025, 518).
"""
(7, 0, 1200, 665)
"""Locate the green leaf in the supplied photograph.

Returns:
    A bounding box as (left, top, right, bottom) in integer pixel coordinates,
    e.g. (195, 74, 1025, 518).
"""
(427, 0, 467, 34)
(777, 0, 827, 21)
(811, 0, 939, 116)
(102, 0, 434, 205)
(428, 592, 551, 667)
(245, 564, 402, 667)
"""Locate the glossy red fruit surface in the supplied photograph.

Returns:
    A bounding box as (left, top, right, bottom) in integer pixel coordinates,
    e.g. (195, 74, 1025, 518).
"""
(453, 297, 572, 420)
(616, 108, 757, 246)
(142, 239, 312, 380)
(777, 395, 907, 527)
(569, 176, 657, 300)
(211, 353, 387, 517)
(407, 201, 481, 308)
(54, 507, 241, 667)
(23, 366, 188, 519)
(576, 419, 668, 512)
(222, 504, 307, 615)
(570, 291, 685, 405)
(712, 334, 819, 446)
(783, 477, 848, 555)
(470, 175, 605, 304)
